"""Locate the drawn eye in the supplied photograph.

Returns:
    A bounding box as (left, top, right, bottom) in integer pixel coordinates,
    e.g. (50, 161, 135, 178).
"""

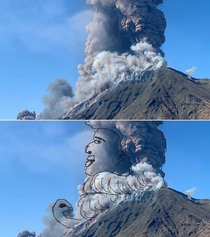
(59, 203, 67, 208)
(94, 140, 101, 144)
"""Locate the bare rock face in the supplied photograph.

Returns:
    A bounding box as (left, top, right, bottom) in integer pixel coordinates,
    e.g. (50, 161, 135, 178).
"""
(17, 109, 36, 120)
(17, 230, 36, 237)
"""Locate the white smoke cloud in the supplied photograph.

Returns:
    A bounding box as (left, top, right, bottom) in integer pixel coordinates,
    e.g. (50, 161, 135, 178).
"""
(76, 42, 167, 100)
(185, 66, 197, 79)
(40, 41, 166, 118)
(60, 162, 166, 229)
(185, 187, 197, 200)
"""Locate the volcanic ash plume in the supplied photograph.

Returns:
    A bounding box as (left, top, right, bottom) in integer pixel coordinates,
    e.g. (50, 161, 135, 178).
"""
(37, 0, 167, 119)
(76, 0, 167, 100)
(17, 230, 36, 237)
(88, 121, 166, 177)
(41, 121, 167, 235)
(17, 109, 36, 120)
(41, 202, 68, 237)
(41, 79, 75, 119)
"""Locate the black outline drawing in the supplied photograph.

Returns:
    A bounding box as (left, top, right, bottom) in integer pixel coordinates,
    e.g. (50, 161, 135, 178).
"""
(52, 122, 159, 228)
(52, 199, 80, 228)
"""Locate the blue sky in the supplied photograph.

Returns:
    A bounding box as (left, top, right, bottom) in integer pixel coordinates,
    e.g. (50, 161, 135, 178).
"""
(0, 0, 210, 119)
(1, 121, 210, 236)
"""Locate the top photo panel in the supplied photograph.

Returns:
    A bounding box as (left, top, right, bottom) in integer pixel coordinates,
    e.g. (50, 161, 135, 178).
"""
(2, 0, 210, 120)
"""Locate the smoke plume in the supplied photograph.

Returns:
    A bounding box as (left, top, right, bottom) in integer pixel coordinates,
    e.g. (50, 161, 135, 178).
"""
(41, 79, 74, 119)
(38, 0, 166, 119)
(17, 109, 36, 120)
(185, 66, 197, 79)
(76, 0, 167, 100)
(39, 121, 167, 236)
(74, 121, 166, 221)
(41, 202, 68, 237)
(17, 230, 36, 237)
(186, 187, 197, 200)
(87, 121, 166, 177)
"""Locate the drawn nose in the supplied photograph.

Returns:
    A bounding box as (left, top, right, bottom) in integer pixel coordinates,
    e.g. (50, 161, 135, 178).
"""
(85, 144, 92, 154)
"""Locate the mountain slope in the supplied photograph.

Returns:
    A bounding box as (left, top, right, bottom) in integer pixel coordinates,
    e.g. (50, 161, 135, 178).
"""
(63, 188, 210, 237)
(61, 68, 210, 120)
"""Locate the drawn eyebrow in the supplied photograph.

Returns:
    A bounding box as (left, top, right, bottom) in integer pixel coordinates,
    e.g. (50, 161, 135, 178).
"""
(94, 136, 106, 142)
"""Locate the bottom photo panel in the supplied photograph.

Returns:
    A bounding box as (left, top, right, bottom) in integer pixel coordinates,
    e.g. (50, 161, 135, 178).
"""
(1, 121, 210, 237)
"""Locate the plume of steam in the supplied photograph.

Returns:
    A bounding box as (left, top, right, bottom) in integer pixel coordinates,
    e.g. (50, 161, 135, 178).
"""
(77, 42, 166, 100)
(38, 0, 167, 119)
(17, 109, 36, 120)
(41, 79, 75, 119)
(185, 66, 197, 79)
(185, 187, 197, 200)
(76, 162, 166, 220)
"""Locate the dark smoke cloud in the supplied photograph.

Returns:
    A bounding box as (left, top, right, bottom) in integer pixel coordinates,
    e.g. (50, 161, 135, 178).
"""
(85, 0, 166, 54)
(76, 0, 166, 100)
(87, 121, 166, 177)
(17, 109, 36, 120)
(17, 230, 36, 237)
(41, 79, 74, 119)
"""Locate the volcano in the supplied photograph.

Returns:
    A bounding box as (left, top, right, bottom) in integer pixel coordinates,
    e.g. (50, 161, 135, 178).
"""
(62, 188, 210, 237)
(60, 67, 210, 120)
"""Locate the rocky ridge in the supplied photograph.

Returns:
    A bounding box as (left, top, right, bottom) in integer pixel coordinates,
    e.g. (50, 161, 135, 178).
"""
(61, 68, 210, 120)
(62, 188, 210, 237)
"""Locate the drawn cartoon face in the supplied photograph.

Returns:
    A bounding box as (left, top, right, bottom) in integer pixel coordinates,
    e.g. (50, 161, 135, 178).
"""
(85, 128, 130, 176)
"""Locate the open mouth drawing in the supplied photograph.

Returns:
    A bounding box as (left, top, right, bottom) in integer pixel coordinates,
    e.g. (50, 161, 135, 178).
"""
(85, 155, 95, 167)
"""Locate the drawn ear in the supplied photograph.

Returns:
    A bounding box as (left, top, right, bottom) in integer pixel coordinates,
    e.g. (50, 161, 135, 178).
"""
(117, 151, 125, 161)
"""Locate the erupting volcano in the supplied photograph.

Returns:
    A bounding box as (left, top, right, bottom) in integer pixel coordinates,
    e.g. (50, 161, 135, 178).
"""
(17, 0, 167, 119)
